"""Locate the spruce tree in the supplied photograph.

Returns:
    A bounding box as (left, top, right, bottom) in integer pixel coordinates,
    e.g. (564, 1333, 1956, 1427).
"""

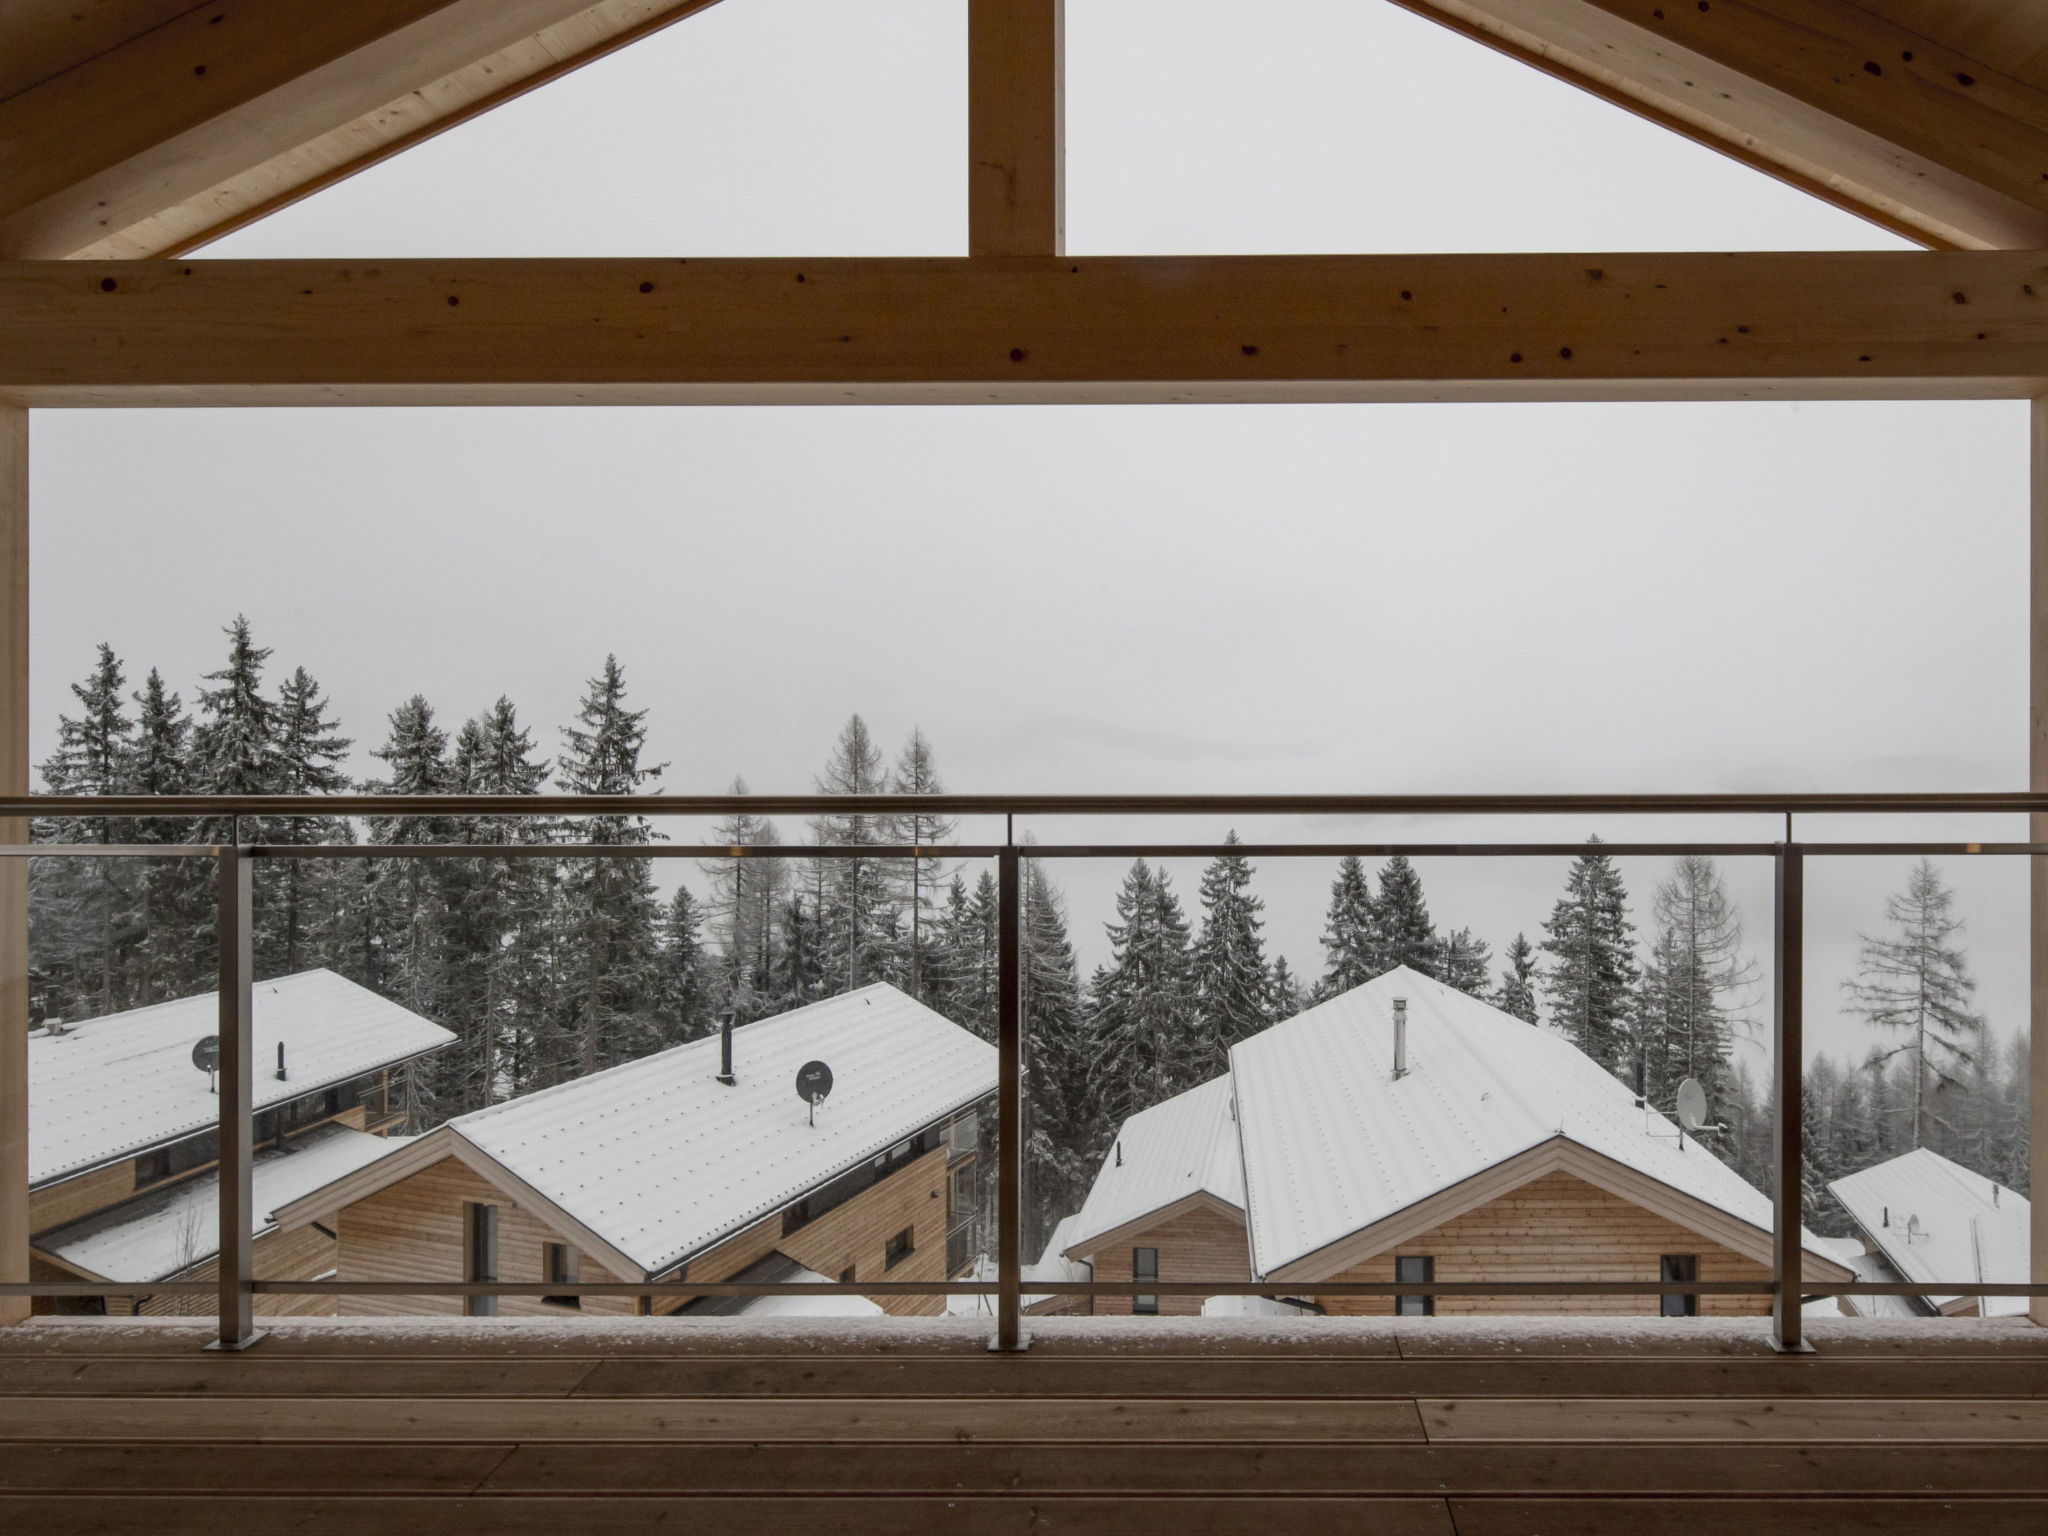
(556, 656, 665, 1078)
(1633, 855, 1753, 1110)
(1019, 859, 1089, 1248)
(1495, 933, 1539, 1024)
(35, 643, 137, 1018)
(1190, 832, 1272, 1075)
(1374, 856, 1438, 976)
(653, 886, 713, 1048)
(811, 714, 895, 992)
(702, 778, 784, 1022)
(128, 669, 208, 1004)
(1840, 858, 1985, 1149)
(1317, 855, 1378, 997)
(363, 695, 452, 1023)
(1437, 927, 1492, 998)
(889, 726, 954, 1002)
(1540, 839, 1640, 1076)
(191, 616, 277, 805)
(1089, 859, 1197, 1125)
(265, 665, 352, 976)
(1269, 955, 1306, 1020)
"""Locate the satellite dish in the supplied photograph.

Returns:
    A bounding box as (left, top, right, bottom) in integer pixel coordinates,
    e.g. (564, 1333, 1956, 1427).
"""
(1907, 1213, 1924, 1244)
(795, 1060, 833, 1125)
(192, 1035, 220, 1095)
(1675, 1077, 1709, 1134)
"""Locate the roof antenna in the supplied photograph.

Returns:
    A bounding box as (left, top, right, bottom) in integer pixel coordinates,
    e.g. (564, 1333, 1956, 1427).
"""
(716, 1010, 737, 1086)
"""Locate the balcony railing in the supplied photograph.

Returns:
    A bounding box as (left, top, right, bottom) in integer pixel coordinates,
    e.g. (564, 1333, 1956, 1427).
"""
(5, 789, 2046, 1352)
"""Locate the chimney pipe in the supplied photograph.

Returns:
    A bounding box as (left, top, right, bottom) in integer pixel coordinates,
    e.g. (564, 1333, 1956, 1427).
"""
(1392, 997, 1409, 1080)
(716, 1010, 737, 1086)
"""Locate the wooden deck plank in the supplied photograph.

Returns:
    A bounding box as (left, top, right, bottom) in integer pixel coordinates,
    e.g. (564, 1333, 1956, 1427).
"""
(0, 1395, 1431, 1443)
(1448, 1500, 2048, 1535)
(0, 1357, 601, 1398)
(0, 1443, 513, 1494)
(474, 1442, 2048, 1496)
(1423, 1398, 2048, 1442)
(0, 1496, 1460, 1534)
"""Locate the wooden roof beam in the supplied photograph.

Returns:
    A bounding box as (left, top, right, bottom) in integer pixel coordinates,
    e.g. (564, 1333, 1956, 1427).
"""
(970, 0, 1063, 257)
(3, 250, 2043, 405)
(1392, 0, 2048, 250)
(0, 0, 725, 261)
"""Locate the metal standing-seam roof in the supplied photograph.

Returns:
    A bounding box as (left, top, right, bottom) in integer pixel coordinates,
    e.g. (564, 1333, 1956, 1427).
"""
(1829, 1146, 2031, 1316)
(1226, 966, 1842, 1279)
(1065, 1073, 1245, 1257)
(34, 1123, 397, 1282)
(27, 969, 455, 1188)
(447, 983, 997, 1277)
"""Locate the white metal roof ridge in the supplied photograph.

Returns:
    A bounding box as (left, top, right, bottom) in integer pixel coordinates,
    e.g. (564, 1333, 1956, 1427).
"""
(27, 969, 456, 1187)
(443, 983, 997, 1275)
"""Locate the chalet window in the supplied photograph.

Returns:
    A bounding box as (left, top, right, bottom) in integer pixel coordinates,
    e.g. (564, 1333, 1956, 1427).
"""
(884, 1226, 915, 1269)
(1395, 1254, 1434, 1316)
(782, 1198, 812, 1237)
(465, 1203, 499, 1317)
(1660, 1254, 1699, 1317)
(839, 1265, 857, 1284)
(543, 1243, 580, 1309)
(134, 1148, 172, 1187)
(1133, 1247, 1159, 1315)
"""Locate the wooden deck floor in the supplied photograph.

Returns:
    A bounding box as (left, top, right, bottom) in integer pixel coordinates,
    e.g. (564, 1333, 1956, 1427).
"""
(2, 1315, 2045, 1532)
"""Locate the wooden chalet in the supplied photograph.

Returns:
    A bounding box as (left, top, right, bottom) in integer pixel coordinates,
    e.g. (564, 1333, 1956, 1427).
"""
(25, 969, 451, 1316)
(1060, 967, 1854, 1317)
(1830, 1145, 2033, 1320)
(270, 984, 995, 1319)
(4, 1, 2048, 1529)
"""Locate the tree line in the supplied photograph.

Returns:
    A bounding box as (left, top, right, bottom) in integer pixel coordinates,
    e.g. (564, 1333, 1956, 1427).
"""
(31, 622, 2029, 1246)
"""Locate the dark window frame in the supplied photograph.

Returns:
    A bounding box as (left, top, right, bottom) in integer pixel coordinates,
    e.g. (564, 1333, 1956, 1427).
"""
(542, 1241, 580, 1309)
(1395, 1254, 1434, 1316)
(884, 1226, 915, 1270)
(465, 1202, 499, 1318)
(1133, 1246, 1159, 1315)
(1660, 1253, 1700, 1317)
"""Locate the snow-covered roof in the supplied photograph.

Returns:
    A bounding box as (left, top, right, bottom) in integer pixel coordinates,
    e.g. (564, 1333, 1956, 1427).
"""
(28, 970, 455, 1187)
(1829, 1147, 2031, 1317)
(1231, 968, 1837, 1276)
(433, 984, 995, 1276)
(1065, 1073, 1245, 1257)
(1029, 1215, 1092, 1286)
(680, 1251, 885, 1320)
(34, 1124, 394, 1282)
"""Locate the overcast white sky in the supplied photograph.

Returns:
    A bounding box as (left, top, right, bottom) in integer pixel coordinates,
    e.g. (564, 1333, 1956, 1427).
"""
(27, 0, 2030, 1072)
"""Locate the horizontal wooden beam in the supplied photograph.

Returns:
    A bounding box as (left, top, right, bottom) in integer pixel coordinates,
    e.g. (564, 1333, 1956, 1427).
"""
(1394, 0, 2048, 250)
(0, 0, 725, 260)
(1, 251, 2044, 406)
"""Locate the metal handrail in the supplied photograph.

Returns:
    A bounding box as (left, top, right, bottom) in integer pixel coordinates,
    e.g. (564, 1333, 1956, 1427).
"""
(9, 789, 2042, 1350)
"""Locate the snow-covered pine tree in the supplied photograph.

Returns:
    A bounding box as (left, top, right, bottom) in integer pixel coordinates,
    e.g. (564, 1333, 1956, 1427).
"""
(128, 669, 209, 1005)
(811, 714, 896, 993)
(1540, 839, 1640, 1077)
(702, 778, 784, 1022)
(653, 886, 713, 1049)
(1437, 927, 1492, 999)
(264, 665, 352, 977)
(363, 695, 453, 1039)
(439, 697, 552, 1109)
(1633, 854, 1754, 1112)
(1494, 932, 1539, 1023)
(769, 890, 823, 1012)
(1019, 858, 1089, 1249)
(1190, 832, 1272, 1075)
(1089, 859, 1198, 1126)
(34, 643, 138, 1020)
(1316, 855, 1378, 998)
(191, 616, 278, 810)
(1374, 856, 1438, 977)
(556, 656, 665, 1079)
(1269, 955, 1306, 1020)
(1840, 858, 1986, 1150)
(888, 727, 954, 1003)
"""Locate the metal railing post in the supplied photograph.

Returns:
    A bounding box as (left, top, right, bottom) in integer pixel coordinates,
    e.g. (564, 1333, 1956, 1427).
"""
(992, 843, 1026, 1351)
(211, 827, 260, 1350)
(1770, 842, 1810, 1353)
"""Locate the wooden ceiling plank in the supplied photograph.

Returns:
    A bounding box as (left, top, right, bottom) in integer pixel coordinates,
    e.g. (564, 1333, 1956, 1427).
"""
(1, 251, 2042, 405)
(1393, 0, 2048, 249)
(0, 0, 725, 260)
(969, 0, 1064, 257)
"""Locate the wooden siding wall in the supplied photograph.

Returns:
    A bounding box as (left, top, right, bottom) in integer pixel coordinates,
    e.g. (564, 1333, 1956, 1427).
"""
(1085, 1204, 1252, 1318)
(1312, 1171, 1772, 1317)
(333, 1144, 955, 1319)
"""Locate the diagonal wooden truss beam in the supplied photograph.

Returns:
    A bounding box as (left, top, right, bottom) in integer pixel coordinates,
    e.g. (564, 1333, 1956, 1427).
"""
(0, 0, 725, 261)
(3, 251, 2043, 406)
(1393, 0, 2048, 250)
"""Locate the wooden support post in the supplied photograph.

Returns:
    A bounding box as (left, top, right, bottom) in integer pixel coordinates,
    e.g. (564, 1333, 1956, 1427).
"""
(0, 405, 23, 1328)
(969, 0, 1063, 257)
(1771, 844, 1810, 1353)
(211, 834, 259, 1350)
(2033, 395, 2048, 1329)
(992, 845, 1025, 1351)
